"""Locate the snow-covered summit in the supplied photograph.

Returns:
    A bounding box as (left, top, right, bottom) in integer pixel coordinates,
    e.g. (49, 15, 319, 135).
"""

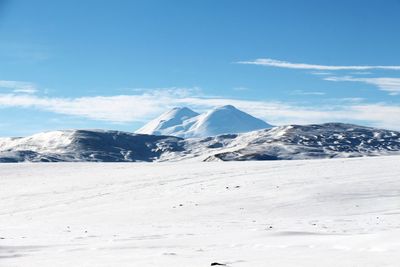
(184, 105, 272, 138)
(135, 105, 273, 138)
(135, 107, 199, 136)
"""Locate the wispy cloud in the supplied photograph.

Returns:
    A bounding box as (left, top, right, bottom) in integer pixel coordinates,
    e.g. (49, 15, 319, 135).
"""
(238, 58, 400, 71)
(119, 86, 202, 97)
(0, 80, 38, 94)
(310, 71, 333, 76)
(324, 76, 400, 95)
(1, 87, 399, 129)
(351, 71, 372, 75)
(0, 92, 170, 123)
(350, 104, 400, 129)
(290, 90, 326, 96)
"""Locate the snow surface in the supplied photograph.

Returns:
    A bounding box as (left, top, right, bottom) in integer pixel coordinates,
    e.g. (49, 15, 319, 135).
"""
(1, 156, 400, 266)
(136, 105, 273, 138)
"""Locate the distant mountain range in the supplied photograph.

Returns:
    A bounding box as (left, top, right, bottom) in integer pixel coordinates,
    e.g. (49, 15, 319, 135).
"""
(136, 105, 273, 138)
(1, 105, 400, 162)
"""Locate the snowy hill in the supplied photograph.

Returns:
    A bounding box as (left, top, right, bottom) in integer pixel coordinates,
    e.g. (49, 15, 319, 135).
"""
(1, 156, 400, 266)
(1, 123, 400, 162)
(180, 123, 400, 161)
(0, 130, 183, 162)
(136, 105, 273, 138)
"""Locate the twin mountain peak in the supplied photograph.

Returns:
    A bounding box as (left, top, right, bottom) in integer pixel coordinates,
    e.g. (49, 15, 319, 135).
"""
(135, 105, 273, 138)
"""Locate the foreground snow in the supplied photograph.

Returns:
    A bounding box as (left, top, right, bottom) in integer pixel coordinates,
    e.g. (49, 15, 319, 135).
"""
(1, 156, 400, 266)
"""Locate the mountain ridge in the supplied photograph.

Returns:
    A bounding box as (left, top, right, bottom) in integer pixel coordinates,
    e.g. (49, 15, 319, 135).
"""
(1, 123, 400, 162)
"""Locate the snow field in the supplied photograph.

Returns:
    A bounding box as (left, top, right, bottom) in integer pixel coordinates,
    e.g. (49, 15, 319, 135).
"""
(1, 156, 400, 266)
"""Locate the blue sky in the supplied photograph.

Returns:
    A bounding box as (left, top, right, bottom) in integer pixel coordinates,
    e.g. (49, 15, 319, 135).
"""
(1, 0, 400, 136)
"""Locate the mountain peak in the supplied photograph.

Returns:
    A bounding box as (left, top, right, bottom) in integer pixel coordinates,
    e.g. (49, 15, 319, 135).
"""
(135, 105, 273, 138)
(135, 107, 199, 136)
(166, 107, 197, 117)
(215, 104, 236, 110)
(189, 105, 273, 137)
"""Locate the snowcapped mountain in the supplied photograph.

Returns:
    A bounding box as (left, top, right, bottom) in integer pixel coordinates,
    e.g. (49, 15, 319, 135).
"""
(136, 105, 273, 138)
(135, 107, 199, 136)
(1, 123, 400, 162)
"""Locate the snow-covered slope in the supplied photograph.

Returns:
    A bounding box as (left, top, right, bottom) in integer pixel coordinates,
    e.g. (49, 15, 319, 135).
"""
(1, 156, 400, 266)
(183, 105, 273, 138)
(135, 105, 273, 138)
(179, 123, 400, 161)
(0, 130, 183, 162)
(1, 123, 400, 162)
(135, 107, 199, 136)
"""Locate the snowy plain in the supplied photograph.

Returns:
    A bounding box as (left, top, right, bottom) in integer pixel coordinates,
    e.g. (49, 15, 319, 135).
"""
(1, 156, 400, 266)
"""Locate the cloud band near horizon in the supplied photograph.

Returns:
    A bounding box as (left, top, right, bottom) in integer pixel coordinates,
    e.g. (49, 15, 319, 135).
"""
(1, 88, 400, 131)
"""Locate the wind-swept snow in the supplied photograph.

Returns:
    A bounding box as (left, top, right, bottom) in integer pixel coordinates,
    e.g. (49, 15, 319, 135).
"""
(1, 156, 400, 266)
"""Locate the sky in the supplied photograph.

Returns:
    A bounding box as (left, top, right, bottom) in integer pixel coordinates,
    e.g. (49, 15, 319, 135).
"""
(1, 0, 400, 136)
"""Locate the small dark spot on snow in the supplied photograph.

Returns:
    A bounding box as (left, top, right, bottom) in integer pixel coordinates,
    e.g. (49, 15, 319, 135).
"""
(163, 252, 177, 256)
(211, 263, 226, 266)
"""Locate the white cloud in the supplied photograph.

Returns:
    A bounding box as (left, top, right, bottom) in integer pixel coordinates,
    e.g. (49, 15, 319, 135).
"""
(310, 71, 333, 76)
(351, 71, 372, 75)
(0, 94, 166, 123)
(121, 86, 202, 97)
(238, 58, 400, 71)
(290, 90, 326, 96)
(324, 76, 400, 95)
(0, 80, 38, 94)
(0, 87, 400, 130)
(350, 104, 400, 130)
